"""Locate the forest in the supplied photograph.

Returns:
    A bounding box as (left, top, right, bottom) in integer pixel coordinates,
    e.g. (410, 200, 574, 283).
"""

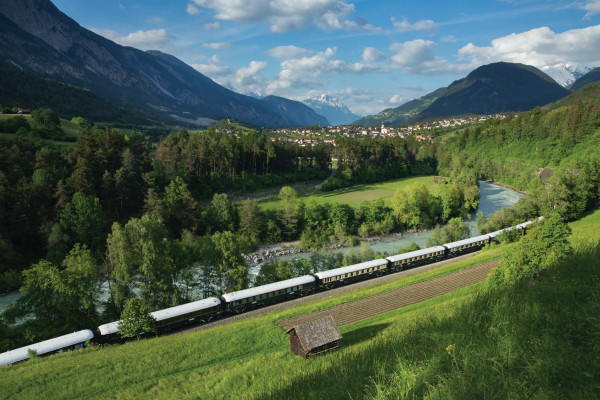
(1, 83, 599, 351)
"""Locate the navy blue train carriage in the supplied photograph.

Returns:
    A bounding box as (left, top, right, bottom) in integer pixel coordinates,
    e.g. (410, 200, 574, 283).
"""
(1, 217, 542, 365)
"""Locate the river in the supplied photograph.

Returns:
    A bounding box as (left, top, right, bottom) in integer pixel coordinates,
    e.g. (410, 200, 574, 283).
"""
(250, 181, 523, 273)
(0, 181, 522, 313)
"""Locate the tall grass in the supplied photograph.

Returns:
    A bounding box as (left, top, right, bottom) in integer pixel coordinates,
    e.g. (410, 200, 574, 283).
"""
(363, 243, 600, 399)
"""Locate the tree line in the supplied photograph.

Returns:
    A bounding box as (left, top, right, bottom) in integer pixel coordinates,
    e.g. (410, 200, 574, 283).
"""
(0, 115, 441, 350)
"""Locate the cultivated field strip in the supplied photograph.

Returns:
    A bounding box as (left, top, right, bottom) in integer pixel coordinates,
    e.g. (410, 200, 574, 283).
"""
(176, 252, 478, 334)
(277, 259, 500, 331)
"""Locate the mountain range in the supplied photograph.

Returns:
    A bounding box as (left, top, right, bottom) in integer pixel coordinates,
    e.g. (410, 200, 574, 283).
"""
(1, 0, 599, 130)
(354, 62, 600, 126)
(0, 0, 328, 128)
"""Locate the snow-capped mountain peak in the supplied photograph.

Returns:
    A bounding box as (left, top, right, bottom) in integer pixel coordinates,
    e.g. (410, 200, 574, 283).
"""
(541, 64, 595, 88)
(302, 94, 362, 126)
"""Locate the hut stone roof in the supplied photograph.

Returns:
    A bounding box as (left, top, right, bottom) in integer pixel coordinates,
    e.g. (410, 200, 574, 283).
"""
(286, 315, 341, 351)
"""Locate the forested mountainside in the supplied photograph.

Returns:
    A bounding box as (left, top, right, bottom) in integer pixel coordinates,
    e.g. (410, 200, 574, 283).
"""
(0, 63, 153, 126)
(357, 62, 570, 126)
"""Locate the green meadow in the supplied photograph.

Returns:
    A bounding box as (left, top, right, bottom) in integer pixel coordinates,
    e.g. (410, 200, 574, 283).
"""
(261, 175, 440, 211)
(2, 211, 598, 399)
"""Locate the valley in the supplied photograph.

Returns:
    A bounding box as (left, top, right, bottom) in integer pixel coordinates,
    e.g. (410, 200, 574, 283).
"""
(1, 1, 599, 398)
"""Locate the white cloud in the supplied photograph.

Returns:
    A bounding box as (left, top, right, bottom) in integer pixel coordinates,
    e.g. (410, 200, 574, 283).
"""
(192, 55, 232, 82)
(90, 28, 176, 52)
(202, 42, 232, 50)
(149, 16, 166, 24)
(582, 0, 600, 18)
(187, 3, 201, 15)
(441, 35, 458, 43)
(204, 21, 221, 30)
(392, 16, 438, 33)
(389, 94, 406, 104)
(192, 58, 268, 94)
(266, 47, 382, 94)
(267, 45, 313, 59)
(192, 0, 378, 32)
(457, 25, 600, 70)
(362, 47, 386, 62)
(389, 39, 467, 75)
(230, 61, 269, 93)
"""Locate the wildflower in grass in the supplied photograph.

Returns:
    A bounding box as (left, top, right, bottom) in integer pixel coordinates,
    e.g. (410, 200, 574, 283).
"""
(445, 344, 454, 354)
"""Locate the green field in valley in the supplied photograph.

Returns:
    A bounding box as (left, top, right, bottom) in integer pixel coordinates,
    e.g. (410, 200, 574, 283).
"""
(2, 210, 598, 399)
(261, 175, 440, 211)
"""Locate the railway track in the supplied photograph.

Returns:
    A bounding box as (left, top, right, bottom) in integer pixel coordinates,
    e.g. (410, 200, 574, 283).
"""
(176, 252, 486, 335)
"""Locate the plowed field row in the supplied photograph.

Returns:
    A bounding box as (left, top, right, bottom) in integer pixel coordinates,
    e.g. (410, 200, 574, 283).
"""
(277, 259, 500, 331)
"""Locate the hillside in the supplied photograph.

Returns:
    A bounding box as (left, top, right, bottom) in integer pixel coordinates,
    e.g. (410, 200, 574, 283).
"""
(354, 87, 446, 126)
(0, 63, 153, 126)
(0, 0, 327, 128)
(0, 215, 598, 399)
(419, 62, 569, 118)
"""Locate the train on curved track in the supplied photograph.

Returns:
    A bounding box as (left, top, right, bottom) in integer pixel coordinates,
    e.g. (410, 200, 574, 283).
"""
(0, 217, 542, 367)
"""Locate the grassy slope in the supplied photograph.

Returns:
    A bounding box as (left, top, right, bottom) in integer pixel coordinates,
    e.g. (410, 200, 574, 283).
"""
(1, 212, 598, 399)
(0, 114, 80, 139)
(261, 175, 439, 211)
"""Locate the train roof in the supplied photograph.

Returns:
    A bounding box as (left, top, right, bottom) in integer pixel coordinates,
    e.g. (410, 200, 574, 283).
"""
(313, 258, 388, 280)
(518, 220, 535, 229)
(487, 229, 505, 238)
(97, 297, 222, 336)
(221, 275, 316, 303)
(443, 234, 491, 250)
(151, 297, 221, 322)
(0, 329, 94, 367)
(97, 320, 121, 336)
(386, 246, 446, 263)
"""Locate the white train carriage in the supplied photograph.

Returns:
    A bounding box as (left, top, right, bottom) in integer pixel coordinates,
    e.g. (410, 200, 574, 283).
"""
(314, 259, 389, 288)
(0, 329, 94, 367)
(443, 234, 492, 257)
(221, 275, 316, 312)
(152, 297, 222, 331)
(97, 297, 222, 342)
(487, 229, 506, 241)
(386, 246, 447, 271)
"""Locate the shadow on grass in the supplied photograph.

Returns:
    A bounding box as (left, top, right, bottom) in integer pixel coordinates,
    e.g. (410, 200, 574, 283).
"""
(340, 323, 392, 347)
(260, 323, 394, 400)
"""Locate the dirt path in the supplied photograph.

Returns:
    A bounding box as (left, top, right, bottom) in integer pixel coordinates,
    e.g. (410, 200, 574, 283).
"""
(277, 259, 500, 331)
(176, 252, 486, 334)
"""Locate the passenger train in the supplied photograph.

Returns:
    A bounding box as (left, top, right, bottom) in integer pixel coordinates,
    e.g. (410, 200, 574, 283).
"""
(0, 217, 542, 366)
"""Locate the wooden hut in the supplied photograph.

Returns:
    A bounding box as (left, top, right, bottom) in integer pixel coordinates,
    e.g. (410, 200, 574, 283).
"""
(286, 316, 342, 358)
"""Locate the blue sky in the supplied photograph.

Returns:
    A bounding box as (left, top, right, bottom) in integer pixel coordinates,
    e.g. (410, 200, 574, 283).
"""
(52, 0, 600, 116)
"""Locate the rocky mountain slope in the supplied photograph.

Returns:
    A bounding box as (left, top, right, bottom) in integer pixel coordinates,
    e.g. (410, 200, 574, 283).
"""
(302, 95, 361, 125)
(0, 0, 326, 128)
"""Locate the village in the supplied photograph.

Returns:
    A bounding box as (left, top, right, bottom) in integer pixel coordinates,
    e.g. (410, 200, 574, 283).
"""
(266, 114, 507, 147)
